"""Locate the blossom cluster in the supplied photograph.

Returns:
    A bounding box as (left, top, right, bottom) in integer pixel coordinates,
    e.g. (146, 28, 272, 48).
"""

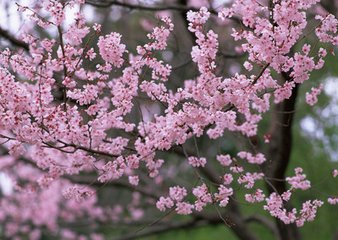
(264, 192, 323, 227)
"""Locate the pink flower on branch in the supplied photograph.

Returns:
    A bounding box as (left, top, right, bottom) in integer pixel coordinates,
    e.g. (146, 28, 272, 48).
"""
(98, 33, 126, 68)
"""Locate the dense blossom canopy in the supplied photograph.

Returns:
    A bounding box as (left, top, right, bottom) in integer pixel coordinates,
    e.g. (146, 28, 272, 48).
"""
(0, 0, 337, 239)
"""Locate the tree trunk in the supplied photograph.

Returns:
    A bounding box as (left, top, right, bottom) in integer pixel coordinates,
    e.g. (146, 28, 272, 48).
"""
(264, 72, 301, 240)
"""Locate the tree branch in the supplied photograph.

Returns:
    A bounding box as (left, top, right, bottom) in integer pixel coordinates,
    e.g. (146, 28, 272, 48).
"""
(85, 0, 217, 14)
(112, 217, 220, 240)
(85, 0, 242, 24)
(68, 175, 160, 199)
(0, 26, 29, 51)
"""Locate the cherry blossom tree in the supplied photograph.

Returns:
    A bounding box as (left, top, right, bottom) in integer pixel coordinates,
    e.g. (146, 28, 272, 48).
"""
(0, 0, 337, 239)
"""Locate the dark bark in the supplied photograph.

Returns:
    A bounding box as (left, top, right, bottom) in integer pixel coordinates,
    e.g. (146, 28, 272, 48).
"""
(264, 72, 301, 240)
(0, 26, 29, 51)
(85, 0, 217, 14)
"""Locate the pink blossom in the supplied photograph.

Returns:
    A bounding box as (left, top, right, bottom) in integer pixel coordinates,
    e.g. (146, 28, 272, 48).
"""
(238, 172, 264, 189)
(245, 189, 265, 203)
(187, 7, 210, 33)
(156, 197, 174, 212)
(188, 156, 207, 167)
(327, 197, 338, 205)
(281, 190, 292, 201)
(169, 186, 187, 202)
(306, 84, 323, 106)
(223, 174, 233, 185)
(264, 193, 297, 224)
(128, 176, 139, 186)
(237, 151, 266, 164)
(93, 23, 102, 33)
(243, 61, 253, 71)
(286, 167, 311, 190)
(216, 154, 232, 166)
(296, 200, 323, 227)
(98, 33, 126, 67)
(192, 184, 212, 211)
(214, 185, 233, 207)
(333, 169, 338, 178)
(230, 166, 244, 173)
(175, 202, 194, 215)
(62, 185, 94, 202)
(45, 0, 65, 25)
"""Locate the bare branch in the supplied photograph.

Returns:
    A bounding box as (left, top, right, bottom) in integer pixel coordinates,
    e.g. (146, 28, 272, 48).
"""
(68, 175, 160, 199)
(112, 218, 218, 240)
(85, 0, 217, 14)
(85, 0, 242, 24)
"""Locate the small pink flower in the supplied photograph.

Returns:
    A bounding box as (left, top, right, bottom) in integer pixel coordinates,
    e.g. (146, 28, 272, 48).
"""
(188, 156, 207, 167)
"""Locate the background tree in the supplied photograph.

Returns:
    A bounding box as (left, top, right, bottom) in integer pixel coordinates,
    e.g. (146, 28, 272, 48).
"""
(0, 0, 337, 240)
